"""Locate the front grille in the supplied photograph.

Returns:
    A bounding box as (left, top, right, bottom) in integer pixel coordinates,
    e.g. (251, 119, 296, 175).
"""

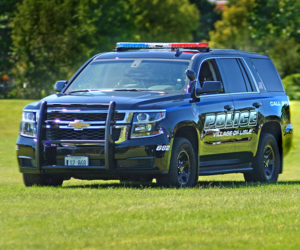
(45, 128, 121, 141)
(47, 112, 125, 122)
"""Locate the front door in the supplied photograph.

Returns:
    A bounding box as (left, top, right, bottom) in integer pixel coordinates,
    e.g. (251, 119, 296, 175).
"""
(196, 58, 237, 168)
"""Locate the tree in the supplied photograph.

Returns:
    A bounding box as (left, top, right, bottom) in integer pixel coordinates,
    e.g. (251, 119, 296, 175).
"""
(0, 0, 21, 98)
(247, 0, 300, 78)
(209, 0, 300, 79)
(130, 0, 199, 42)
(209, 0, 256, 50)
(11, 0, 199, 98)
(249, 0, 300, 44)
(268, 38, 300, 78)
(189, 0, 221, 42)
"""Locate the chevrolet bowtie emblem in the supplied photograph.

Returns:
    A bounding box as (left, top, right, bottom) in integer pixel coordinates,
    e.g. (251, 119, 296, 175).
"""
(68, 120, 91, 130)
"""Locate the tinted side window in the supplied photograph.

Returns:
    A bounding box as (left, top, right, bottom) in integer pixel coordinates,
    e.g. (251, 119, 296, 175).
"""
(250, 58, 284, 92)
(237, 59, 255, 92)
(218, 58, 247, 93)
(199, 59, 222, 87)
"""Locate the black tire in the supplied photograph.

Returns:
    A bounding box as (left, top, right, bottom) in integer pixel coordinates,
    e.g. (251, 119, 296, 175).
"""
(23, 174, 63, 187)
(244, 132, 280, 183)
(156, 137, 197, 187)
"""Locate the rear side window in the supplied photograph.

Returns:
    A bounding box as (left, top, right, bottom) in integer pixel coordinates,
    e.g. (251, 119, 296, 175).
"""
(250, 58, 284, 92)
(218, 58, 248, 93)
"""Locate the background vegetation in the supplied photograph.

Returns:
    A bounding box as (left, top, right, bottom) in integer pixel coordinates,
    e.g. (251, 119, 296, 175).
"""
(2, 0, 300, 99)
(2, 2, 300, 248)
(1, 99, 300, 249)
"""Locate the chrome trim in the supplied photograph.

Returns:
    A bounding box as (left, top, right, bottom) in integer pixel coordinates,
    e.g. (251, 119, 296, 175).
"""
(27, 106, 166, 142)
(18, 156, 34, 159)
(45, 125, 130, 144)
(204, 137, 252, 145)
(59, 140, 105, 146)
(241, 57, 260, 92)
(46, 109, 166, 124)
(47, 109, 109, 113)
(20, 133, 35, 138)
(130, 131, 164, 139)
(116, 125, 130, 143)
(58, 125, 105, 129)
(23, 109, 39, 113)
(46, 120, 105, 125)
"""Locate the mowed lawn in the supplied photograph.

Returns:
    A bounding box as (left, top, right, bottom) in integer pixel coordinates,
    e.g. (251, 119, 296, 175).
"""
(0, 100, 300, 250)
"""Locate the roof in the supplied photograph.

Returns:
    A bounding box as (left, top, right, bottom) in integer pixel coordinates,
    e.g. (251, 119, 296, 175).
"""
(95, 50, 199, 60)
(94, 49, 268, 61)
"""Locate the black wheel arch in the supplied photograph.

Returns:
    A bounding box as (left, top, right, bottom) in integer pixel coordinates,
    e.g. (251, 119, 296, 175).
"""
(260, 121, 283, 173)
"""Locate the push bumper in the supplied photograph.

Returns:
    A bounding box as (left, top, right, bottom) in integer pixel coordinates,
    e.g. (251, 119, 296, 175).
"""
(16, 101, 171, 178)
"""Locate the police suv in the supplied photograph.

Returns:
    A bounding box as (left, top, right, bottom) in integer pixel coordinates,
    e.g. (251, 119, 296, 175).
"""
(17, 42, 293, 187)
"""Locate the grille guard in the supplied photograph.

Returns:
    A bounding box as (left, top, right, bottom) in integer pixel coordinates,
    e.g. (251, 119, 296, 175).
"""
(35, 101, 117, 173)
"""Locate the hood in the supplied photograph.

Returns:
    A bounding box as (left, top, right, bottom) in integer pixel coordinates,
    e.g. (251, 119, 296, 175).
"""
(24, 91, 191, 110)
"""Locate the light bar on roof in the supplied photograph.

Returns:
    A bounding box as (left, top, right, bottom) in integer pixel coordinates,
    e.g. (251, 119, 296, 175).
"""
(116, 42, 209, 49)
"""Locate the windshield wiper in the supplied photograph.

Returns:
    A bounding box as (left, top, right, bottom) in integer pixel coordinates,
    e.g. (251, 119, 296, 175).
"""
(113, 88, 141, 91)
(113, 89, 163, 92)
(66, 89, 99, 94)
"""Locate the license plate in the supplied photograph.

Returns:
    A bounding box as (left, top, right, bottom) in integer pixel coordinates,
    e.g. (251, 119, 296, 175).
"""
(65, 156, 89, 166)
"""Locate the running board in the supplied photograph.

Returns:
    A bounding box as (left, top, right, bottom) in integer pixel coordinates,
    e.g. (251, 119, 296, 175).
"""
(199, 163, 252, 176)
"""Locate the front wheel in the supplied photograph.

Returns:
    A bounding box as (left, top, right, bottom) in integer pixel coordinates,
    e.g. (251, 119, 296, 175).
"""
(244, 133, 280, 183)
(156, 137, 197, 187)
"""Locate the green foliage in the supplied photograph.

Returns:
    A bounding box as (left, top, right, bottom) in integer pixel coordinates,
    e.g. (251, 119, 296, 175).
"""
(268, 38, 300, 78)
(209, 0, 256, 50)
(0, 0, 21, 98)
(249, 0, 300, 44)
(209, 0, 300, 80)
(10, 0, 199, 99)
(0, 0, 20, 73)
(11, 0, 94, 97)
(282, 74, 300, 100)
(189, 0, 221, 42)
(130, 0, 199, 42)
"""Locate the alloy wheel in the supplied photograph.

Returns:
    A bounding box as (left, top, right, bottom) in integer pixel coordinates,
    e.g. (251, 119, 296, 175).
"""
(177, 150, 191, 185)
(263, 144, 275, 180)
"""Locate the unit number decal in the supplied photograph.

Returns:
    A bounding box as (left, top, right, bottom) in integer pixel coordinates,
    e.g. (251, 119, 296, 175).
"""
(156, 145, 170, 151)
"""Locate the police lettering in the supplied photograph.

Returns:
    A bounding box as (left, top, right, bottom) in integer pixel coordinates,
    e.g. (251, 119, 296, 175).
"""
(204, 110, 258, 129)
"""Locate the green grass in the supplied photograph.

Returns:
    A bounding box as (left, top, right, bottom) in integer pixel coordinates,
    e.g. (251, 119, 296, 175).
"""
(1, 100, 300, 249)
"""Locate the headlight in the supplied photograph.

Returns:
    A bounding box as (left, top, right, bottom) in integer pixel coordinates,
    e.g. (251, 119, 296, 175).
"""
(131, 112, 166, 138)
(20, 111, 37, 137)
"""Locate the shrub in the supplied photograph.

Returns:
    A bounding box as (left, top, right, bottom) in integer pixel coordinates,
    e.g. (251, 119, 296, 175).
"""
(282, 74, 300, 100)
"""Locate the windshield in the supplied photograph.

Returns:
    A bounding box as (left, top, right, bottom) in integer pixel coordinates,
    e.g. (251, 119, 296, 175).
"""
(66, 59, 191, 92)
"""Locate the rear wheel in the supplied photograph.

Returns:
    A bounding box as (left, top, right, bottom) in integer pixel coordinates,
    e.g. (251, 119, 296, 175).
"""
(156, 137, 197, 187)
(23, 174, 63, 187)
(244, 133, 280, 183)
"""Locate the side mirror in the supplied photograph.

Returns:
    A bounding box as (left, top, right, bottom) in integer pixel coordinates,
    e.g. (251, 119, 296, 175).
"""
(54, 80, 68, 92)
(185, 69, 196, 81)
(196, 81, 223, 96)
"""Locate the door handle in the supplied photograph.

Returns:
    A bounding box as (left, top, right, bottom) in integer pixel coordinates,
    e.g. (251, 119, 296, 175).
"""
(253, 102, 262, 108)
(224, 105, 233, 110)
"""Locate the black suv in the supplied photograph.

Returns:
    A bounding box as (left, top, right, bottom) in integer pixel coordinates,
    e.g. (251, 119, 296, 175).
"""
(16, 42, 293, 187)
